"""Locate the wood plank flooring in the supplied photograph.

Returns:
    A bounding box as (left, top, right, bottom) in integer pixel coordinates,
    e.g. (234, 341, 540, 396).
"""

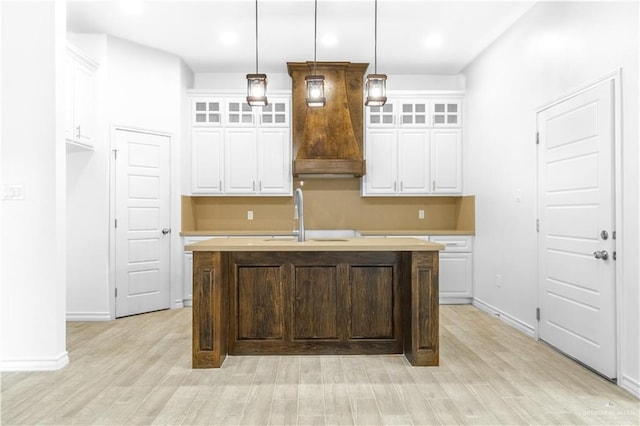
(1, 305, 638, 425)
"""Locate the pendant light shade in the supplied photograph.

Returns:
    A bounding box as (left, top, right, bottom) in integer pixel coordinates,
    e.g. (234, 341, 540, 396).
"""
(246, 74, 268, 106)
(247, 0, 267, 106)
(365, 0, 387, 107)
(305, 0, 325, 107)
(305, 75, 325, 107)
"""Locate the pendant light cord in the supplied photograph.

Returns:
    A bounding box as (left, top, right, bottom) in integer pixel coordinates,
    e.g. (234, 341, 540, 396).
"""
(374, 0, 378, 74)
(313, 0, 318, 75)
(255, 0, 259, 74)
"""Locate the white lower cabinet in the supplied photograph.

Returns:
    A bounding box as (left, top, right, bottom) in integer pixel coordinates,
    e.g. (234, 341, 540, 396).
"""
(382, 234, 473, 303)
(429, 235, 473, 304)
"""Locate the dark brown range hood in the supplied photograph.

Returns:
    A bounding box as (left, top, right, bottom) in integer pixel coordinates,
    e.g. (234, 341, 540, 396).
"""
(287, 62, 368, 177)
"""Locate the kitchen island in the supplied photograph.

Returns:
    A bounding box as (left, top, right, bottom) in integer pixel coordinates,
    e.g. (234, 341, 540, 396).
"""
(186, 237, 443, 368)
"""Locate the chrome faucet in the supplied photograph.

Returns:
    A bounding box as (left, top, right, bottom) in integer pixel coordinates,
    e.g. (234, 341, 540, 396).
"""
(293, 188, 305, 242)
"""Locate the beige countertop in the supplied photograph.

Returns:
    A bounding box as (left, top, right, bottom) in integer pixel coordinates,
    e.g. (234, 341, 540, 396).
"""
(186, 237, 444, 252)
(181, 229, 474, 237)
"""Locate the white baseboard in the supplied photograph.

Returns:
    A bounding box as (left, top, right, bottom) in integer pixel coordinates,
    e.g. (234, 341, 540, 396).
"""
(472, 298, 535, 337)
(440, 297, 472, 305)
(66, 312, 111, 321)
(174, 299, 185, 309)
(619, 375, 640, 399)
(1, 351, 69, 371)
(184, 299, 192, 307)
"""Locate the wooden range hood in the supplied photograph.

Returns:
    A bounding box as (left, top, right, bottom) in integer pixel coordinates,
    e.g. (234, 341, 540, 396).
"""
(287, 61, 368, 177)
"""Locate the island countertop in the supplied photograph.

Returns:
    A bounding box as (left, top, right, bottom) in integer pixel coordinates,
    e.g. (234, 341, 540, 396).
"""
(185, 237, 445, 252)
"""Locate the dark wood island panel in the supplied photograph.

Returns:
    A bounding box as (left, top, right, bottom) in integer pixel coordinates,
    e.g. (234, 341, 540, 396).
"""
(192, 250, 438, 368)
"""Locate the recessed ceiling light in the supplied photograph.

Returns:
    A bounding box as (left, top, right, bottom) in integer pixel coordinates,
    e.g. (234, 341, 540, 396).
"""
(321, 34, 338, 47)
(424, 34, 443, 49)
(119, 0, 143, 15)
(219, 32, 238, 46)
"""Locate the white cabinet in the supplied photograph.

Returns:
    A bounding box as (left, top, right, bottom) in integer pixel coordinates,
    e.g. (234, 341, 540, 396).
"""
(363, 94, 463, 196)
(430, 235, 473, 304)
(192, 99, 222, 126)
(189, 93, 292, 196)
(431, 129, 462, 193)
(431, 99, 462, 127)
(192, 128, 224, 194)
(65, 43, 98, 149)
(365, 128, 430, 195)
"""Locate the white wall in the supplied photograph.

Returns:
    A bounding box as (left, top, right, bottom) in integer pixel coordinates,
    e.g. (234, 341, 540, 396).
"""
(463, 1, 639, 397)
(1, 1, 68, 370)
(66, 33, 111, 321)
(65, 35, 194, 319)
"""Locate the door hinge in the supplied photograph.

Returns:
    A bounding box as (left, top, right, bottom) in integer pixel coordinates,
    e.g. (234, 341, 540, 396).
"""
(115, 218, 118, 228)
(536, 132, 539, 145)
(536, 307, 540, 321)
(536, 219, 540, 233)
(613, 231, 616, 240)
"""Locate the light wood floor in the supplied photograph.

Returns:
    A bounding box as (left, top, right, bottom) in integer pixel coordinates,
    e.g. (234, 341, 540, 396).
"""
(1, 305, 638, 425)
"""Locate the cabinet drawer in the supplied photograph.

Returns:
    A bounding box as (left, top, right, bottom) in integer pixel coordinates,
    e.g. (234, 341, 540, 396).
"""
(429, 235, 472, 252)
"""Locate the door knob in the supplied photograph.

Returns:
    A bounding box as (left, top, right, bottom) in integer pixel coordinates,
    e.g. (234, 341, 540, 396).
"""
(593, 250, 609, 260)
(162, 228, 171, 235)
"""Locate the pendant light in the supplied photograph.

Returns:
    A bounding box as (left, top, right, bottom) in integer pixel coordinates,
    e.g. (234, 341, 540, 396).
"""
(246, 0, 267, 106)
(305, 0, 325, 107)
(365, 0, 387, 107)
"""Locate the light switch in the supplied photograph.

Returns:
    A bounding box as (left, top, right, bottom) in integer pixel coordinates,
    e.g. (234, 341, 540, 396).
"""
(418, 210, 425, 219)
(247, 210, 253, 220)
(1, 184, 25, 201)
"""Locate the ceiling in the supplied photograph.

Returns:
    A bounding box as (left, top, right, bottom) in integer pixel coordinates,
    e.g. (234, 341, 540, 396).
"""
(67, 0, 536, 75)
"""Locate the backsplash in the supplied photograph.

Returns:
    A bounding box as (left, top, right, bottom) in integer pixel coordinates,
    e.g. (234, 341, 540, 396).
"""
(182, 179, 474, 233)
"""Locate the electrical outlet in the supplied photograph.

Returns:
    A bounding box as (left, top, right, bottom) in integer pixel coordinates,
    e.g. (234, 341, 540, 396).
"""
(418, 209, 425, 219)
(247, 210, 253, 220)
(495, 274, 503, 288)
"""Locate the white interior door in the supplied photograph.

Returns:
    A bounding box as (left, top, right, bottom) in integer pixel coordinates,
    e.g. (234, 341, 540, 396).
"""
(537, 80, 616, 379)
(115, 129, 171, 318)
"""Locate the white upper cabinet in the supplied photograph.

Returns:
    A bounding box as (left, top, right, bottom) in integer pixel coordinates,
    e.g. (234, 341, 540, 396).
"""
(192, 99, 222, 126)
(225, 99, 255, 126)
(192, 128, 224, 194)
(431, 99, 462, 127)
(189, 93, 292, 196)
(431, 129, 462, 193)
(65, 43, 98, 149)
(363, 93, 463, 196)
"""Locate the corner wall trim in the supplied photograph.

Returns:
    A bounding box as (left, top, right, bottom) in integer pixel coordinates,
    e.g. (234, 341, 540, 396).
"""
(472, 298, 535, 337)
(1, 351, 69, 372)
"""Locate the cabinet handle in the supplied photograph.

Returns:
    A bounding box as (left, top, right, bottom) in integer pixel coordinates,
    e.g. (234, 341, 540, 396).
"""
(432, 181, 435, 191)
(259, 181, 262, 192)
(400, 181, 404, 192)
(394, 181, 397, 192)
(219, 180, 222, 191)
(76, 125, 81, 138)
(252, 181, 256, 191)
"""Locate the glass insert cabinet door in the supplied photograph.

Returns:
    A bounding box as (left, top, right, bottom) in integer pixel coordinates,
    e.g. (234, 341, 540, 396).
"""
(367, 102, 395, 126)
(399, 101, 429, 126)
(226, 100, 255, 125)
(432, 101, 461, 127)
(259, 100, 289, 126)
(192, 100, 222, 126)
